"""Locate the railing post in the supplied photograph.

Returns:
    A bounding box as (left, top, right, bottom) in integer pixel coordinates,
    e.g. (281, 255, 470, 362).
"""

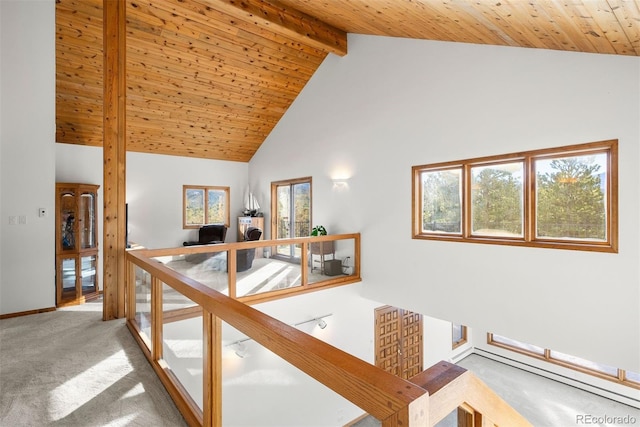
(203, 312, 222, 427)
(126, 256, 135, 321)
(409, 392, 429, 426)
(227, 249, 237, 298)
(151, 276, 163, 361)
(458, 404, 476, 427)
(380, 392, 429, 427)
(301, 241, 309, 286)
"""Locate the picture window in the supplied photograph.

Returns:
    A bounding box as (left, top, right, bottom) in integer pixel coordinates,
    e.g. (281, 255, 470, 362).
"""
(412, 140, 618, 252)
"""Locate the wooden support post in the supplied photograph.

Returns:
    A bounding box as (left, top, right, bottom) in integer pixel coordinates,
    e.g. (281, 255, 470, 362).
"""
(103, 0, 127, 320)
(203, 313, 222, 427)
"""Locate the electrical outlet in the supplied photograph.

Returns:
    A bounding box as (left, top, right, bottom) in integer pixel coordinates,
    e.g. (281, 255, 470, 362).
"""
(18, 215, 27, 225)
(8, 216, 17, 225)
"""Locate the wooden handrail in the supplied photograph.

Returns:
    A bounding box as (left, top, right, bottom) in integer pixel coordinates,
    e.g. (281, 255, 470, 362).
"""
(411, 361, 532, 426)
(135, 232, 361, 256)
(126, 237, 428, 424)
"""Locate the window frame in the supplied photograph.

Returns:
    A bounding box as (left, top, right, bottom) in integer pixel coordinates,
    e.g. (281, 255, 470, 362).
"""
(182, 185, 230, 229)
(452, 324, 468, 349)
(488, 333, 639, 390)
(412, 140, 618, 252)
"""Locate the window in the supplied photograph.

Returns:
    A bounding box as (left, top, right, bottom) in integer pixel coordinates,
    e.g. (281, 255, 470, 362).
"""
(183, 185, 230, 229)
(488, 333, 639, 390)
(489, 333, 545, 357)
(625, 370, 640, 386)
(412, 140, 618, 252)
(452, 324, 468, 349)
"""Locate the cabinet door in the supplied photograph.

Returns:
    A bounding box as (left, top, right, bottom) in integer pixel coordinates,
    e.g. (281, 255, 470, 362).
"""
(79, 191, 97, 249)
(57, 256, 77, 304)
(58, 189, 77, 252)
(80, 255, 98, 295)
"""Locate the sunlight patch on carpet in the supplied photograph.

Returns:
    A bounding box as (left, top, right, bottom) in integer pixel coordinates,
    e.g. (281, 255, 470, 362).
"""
(49, 350, 132, 420)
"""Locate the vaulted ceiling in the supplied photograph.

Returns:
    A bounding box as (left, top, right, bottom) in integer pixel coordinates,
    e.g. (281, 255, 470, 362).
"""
(56, 0, 640, 162)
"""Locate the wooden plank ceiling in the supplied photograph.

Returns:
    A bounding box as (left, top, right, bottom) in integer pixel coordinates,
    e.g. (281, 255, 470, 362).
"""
(56, 0, 640, 162)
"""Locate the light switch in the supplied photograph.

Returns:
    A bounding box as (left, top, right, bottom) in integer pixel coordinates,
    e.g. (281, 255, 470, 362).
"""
(8, 216, 17, 225)
(38, 208, 46, 217)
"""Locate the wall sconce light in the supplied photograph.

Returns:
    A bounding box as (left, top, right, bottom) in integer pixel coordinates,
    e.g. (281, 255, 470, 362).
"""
(294, 314, 332, 329)
(332, 179, 349, 191)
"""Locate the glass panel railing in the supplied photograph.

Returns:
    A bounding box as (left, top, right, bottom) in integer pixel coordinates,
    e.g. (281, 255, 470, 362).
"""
(157, 251, 231, 296)
(137, 234, 360, 300)
(123, 235, 444, 427)
(236, 251, 302, 297)
(134, 265, 152, 346)
(161, 281, 204, 411)
(221, 321, 364, 427)
(308, 237, 357, 285)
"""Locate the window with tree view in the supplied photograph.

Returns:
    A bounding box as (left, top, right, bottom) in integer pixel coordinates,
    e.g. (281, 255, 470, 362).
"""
(183, 185, 230, 229)
(412, 140, 617, 252)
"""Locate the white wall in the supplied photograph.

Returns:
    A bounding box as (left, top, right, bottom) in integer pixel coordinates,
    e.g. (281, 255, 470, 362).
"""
(250, 34, 640, 372)
(0, 0, 56, 315)
(126, 151, 248, 249)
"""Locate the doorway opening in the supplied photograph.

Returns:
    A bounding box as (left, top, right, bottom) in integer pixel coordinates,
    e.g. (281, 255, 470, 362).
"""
(271, 177, 312, 262)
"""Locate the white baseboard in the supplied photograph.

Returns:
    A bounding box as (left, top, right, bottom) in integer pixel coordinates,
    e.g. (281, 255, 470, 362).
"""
(449, 346, 474, 364)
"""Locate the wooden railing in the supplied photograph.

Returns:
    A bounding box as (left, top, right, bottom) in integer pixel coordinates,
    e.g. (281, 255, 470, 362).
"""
(411, 361, 532, 427)
(124, 233, 531, 427)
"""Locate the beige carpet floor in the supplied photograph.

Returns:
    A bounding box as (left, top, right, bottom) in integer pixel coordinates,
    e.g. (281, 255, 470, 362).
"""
(0, 298, 186, 426)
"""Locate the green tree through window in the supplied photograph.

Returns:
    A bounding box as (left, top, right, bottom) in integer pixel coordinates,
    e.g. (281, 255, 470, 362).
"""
(471, 163, 523, 237)
(536, 156, 606, 240)
(421, 169, 461, 233)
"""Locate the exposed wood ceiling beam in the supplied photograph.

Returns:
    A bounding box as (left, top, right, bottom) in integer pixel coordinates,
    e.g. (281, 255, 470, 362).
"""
(205, 0, 348, 56)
